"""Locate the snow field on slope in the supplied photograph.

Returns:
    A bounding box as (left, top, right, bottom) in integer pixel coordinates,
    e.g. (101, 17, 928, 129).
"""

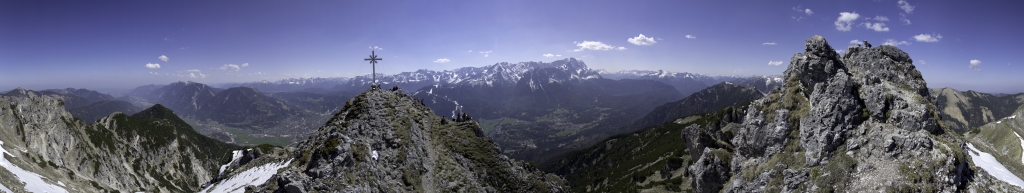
(0, 140, 67, 193)
(200, 159, 293, 193)
(967, 143, 1024, 188)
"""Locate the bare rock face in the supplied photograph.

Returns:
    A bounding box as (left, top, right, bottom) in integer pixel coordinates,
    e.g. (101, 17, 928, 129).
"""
(720, 36, 992, 192)
(0, 89, 237, 192)
(243, 88, 568, 192)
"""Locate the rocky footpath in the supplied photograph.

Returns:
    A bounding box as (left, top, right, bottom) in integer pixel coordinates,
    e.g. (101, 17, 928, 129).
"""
(209, 88, 568, 192)
(0, 88, 238, 192)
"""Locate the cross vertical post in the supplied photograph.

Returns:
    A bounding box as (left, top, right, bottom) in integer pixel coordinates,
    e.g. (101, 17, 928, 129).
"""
(364, 50, 383, 88)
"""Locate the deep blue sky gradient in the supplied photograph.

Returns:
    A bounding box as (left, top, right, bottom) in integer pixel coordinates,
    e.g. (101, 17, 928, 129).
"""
(2, 0, 1023, 93)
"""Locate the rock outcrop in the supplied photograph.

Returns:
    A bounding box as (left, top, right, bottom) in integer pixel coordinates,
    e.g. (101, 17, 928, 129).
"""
(0, 89, 238, 192)
(206, 88, 568, 192)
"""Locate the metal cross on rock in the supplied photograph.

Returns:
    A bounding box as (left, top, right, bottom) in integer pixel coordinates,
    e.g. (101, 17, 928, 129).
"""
(364, 50, 383, 87)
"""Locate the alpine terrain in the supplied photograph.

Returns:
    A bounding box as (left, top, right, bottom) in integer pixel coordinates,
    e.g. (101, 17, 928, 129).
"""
(544, 36, 1024, 192)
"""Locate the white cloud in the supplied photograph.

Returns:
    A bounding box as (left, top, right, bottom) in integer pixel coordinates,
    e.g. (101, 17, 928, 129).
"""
(900, 13, 912, 25)
(543, 53, 555, 57)
(792, 16, 806, 21)
(898, 0, 915, 14)
(873, 16, 889, 21)
(370, 46, 383, 50)
(219, 64, 241, 71)
(241, 63, 249, 67)
(835, 12, 860, 31)
(617, 47, 627, 50)
(883, 39, 911, 46)
(185, 69, 201, 73)
(467, 50, 473, 53)
(913, 34, 942, 42)
(573, 41, 623, 52)
(793, 6, 813, 15)
(145, 63, 161, 69)
(685, 35, 697, 39)
(556, 54, 561, 57)
(762, 42, 777, 45)
(850, 39, 861, 45)
(768, 61, 784, 66)
(627, 34, 658, 46)
(478, 50, 492, 57)
(149, 72, 158, 75)
(920, 60, 927, 65)
(433, 58, 450, 63)
(970, 60, 982, 71)
(836, 49, 846, 55)
(863, 22, 890, 32)
(158, 55, 169, 62)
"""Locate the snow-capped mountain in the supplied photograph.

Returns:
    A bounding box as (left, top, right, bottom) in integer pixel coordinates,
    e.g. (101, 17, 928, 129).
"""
(598, 69, 782, 96)
(345, 58, 599, 90)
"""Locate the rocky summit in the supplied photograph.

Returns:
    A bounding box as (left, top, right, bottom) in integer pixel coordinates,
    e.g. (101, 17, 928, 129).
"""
(547, 36, 1023, 192)
(206, 88, 568, 192)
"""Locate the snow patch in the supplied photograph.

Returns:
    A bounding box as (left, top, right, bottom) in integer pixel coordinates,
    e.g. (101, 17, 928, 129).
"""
(1016, 132, 1024, 165)
(967, 143, 1024, 188)
(218, 150, 246, 177)
(0, 140, 68, 193)
(372, 150, 379, 161)
(200, 159, 293, 193)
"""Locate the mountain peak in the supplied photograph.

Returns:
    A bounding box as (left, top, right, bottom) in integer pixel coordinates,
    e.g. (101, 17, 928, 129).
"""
(131, 104, 177, 120)
(237, 88, 568, 192)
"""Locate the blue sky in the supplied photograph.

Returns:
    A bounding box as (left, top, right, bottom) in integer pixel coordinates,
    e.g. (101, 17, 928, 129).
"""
(2, 0, 1023, 93)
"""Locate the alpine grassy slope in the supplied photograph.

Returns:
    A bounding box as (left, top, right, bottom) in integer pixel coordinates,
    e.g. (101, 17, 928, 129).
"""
(205, 88, 568, 192)
(931, 87, 1024, 134)
(544, 36, 1023, 192)
(0, 89, 238, 192)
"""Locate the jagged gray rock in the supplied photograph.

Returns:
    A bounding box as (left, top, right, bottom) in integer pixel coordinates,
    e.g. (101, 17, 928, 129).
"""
(0, 89, 237, 192)
(689, 147, 730, 193)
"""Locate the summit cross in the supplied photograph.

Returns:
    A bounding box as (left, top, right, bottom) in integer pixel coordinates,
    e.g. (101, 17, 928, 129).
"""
(364, 50, 383, 87)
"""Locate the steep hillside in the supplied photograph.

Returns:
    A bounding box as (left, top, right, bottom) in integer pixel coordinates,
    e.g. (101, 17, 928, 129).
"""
(932, 87, 1024, 133)
(965, 105, 1024, 188)
(203, 87, 293, 129)
(68, 100, 141, 124)
(544, 36, 1022, 192)
(203, 88, 568, 192)
(0, 91, 239, 192)
(626, 82, 763, 132)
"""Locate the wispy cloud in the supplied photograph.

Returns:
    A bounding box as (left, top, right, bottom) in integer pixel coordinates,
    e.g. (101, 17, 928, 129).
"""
(872, 16, 889, 21)
(970, 59, 982, 71)
(899, 13, 912, 25)
(883, 39, 910, 46)
(835, 12, 860, 31)
(685, 35, 697, 39)
(768, 61, 784, 66)
(762, 42, 777, 45)
(543, 53, 555, 57)
(898, 0, 915, 14)
(627, 34, 658, 46)
(479, 50, 492, 57)
(241, 63, 249, 67)
(793, 6, 813, 15)
(158, 55, 169, 62)
(849, 39, 861, 45)
(370, 46, 383, 50)
(467, 50, 473, 53)
(433, 58, 450, 63)
(219, 64, 241, 71)
(145, 63, 161, 69)
(913, 34, 942, 42)
(863, 22, 890, 32)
